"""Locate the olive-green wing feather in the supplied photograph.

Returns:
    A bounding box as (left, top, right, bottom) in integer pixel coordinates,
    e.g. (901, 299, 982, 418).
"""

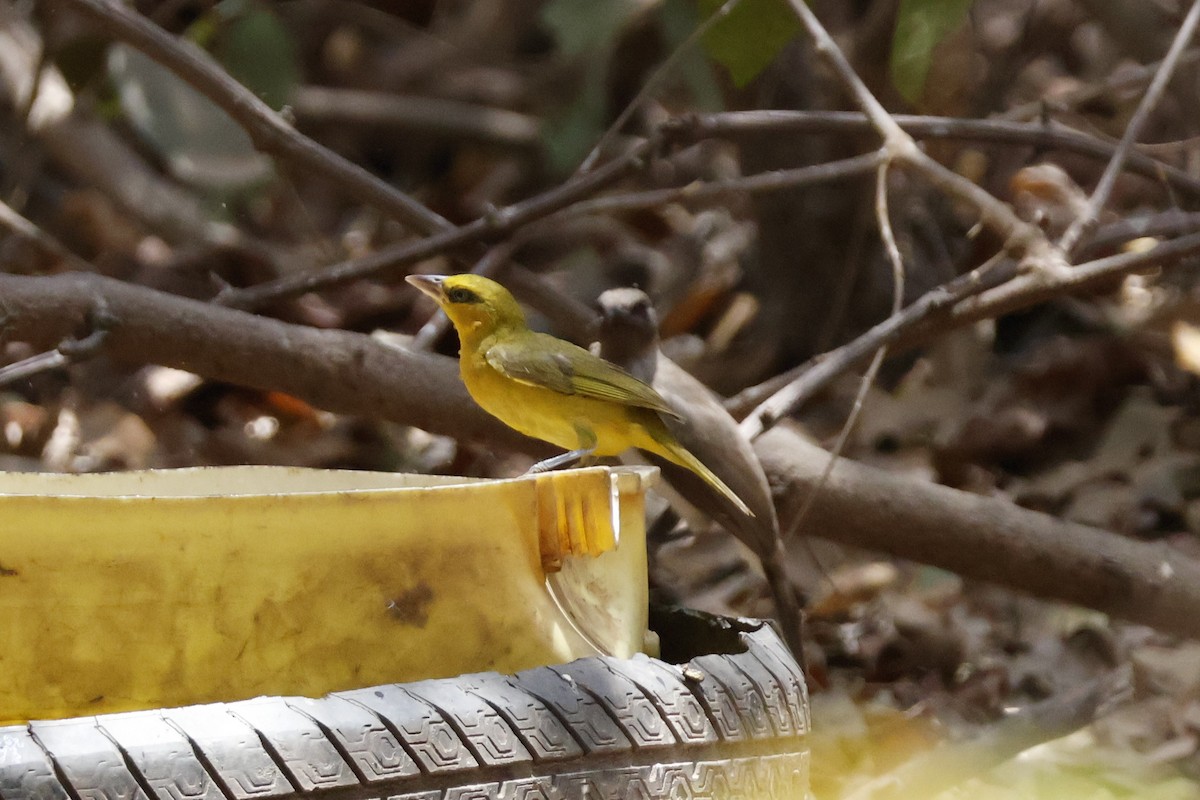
(484, 334, 681, 419)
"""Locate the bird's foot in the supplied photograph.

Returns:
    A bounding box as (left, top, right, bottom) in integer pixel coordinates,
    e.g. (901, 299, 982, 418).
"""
(526, 448, 596, 474)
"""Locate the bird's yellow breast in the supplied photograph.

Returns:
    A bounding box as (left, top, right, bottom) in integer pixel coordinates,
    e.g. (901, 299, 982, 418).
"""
(459, 350, 653, 456)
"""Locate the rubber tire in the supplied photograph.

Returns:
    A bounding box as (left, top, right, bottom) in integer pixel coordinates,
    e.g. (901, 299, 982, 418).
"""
(0, 609, 809, 800)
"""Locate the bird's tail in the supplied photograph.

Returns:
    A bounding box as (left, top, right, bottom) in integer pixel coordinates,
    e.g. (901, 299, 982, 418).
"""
(644, 424, 755, 517)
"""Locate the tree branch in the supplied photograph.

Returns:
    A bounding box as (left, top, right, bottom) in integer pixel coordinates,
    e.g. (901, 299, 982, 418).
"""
(1058, 0, 1200, 253)
(666, 111, 1200, 200)
(292, 86, 541, 149)
(0, 271, 543, 455)
(735, 229, 1200, 429)
(548, 151, 885, 219)
(758, 427, 1200, 640)
(938, 230, 1200, 329)
(736, 251, 1012, 435)
(217, 136, 658, 311)
(57, 0, 449, 236)
(782, 0, 1055, 265)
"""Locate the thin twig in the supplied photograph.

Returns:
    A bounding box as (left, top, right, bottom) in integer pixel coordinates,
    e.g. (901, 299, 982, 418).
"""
(734, 230, 1200, 427)
(291, 86, 541, 149)
(737, 250, 1010, 436)
(997, 48, 1200, 122)
(780, 0, 1056, 274)
(783, 161, 905, 546)
(1137, 133, 1200, 158)
(876, 162, 909, 330)
(1058, 0, 1200, 254)
(0, 301, 112, 388)
(549, 150, 883, 219)
(218, 136, 658, 309)
(0, 349, 68, 387)
(666, 111, 1200, 200)
(576, 0, 740, 173)
(1077, 210, 1200, 260)
(943, 230, 1200, 328)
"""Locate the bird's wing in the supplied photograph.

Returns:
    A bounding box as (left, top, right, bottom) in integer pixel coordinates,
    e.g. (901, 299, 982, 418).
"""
(485, 334, 681, 419)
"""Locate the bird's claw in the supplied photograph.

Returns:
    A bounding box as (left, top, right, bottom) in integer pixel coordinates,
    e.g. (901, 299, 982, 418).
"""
(526, 448, 596, 474)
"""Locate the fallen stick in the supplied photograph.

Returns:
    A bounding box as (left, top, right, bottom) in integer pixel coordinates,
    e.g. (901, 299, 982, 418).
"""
(757, 426, 1200, 640)
(0, 271, 541, 455)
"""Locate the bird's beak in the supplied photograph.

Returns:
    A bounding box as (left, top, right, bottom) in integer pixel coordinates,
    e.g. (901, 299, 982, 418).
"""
(405, 274, 446, 303)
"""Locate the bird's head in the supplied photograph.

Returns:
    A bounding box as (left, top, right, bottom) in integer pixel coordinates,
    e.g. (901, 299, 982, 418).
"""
(406, 273, 526, 342)
(597, 287, 658, 340)
(596, 287, 660, 384)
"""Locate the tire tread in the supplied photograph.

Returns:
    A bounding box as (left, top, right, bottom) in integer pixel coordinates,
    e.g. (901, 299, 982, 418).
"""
(0, 620, 808, 800)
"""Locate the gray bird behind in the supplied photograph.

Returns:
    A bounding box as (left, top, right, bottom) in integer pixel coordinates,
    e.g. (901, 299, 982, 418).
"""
(596, 287, 805, 661)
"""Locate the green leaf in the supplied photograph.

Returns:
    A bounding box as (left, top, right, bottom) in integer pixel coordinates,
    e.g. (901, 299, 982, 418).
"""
(108, 45, 273, 191)
(660, 0, 724, 111)
(211, 0, 299, 110)
(539, 0, 640, 172)
(541, 0, 639, 56)
(890, 0, 974, 104)
(542, 66, 609, 173)
(699, 0, 799, 88)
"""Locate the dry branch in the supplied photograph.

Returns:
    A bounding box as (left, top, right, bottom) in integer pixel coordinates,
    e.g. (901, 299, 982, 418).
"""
(218, 136, 657, 311)
(735, 231, 1200, 430)
(757, 427, 1200, 640)
(668, 111, 1200, 201)
(0, 7, 249, 248)
(292, 86, 541, 149)
(57, 0, 447, 235)
(735, 253, 1012, 433)
(1058, 0, 1200, 253)
(943, 230, 1200, 328)
(0, 271, 542, 455)
(550, 151, 885, 219)
(782, 0, 1055, 264)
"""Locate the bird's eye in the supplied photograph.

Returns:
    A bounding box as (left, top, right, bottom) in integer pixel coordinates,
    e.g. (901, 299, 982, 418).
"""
(447, 287, 479, 304)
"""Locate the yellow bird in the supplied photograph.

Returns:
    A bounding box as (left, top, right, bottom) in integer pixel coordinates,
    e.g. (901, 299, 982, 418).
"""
(406, 273, 752, 516)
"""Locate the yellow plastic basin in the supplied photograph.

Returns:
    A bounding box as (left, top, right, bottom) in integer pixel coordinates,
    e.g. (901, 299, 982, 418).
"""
(0, 465, 652, 722)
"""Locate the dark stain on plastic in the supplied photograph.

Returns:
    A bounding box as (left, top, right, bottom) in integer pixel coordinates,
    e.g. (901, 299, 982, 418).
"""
(388, 582, 435, 626)
(0, 562, 17, 577)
